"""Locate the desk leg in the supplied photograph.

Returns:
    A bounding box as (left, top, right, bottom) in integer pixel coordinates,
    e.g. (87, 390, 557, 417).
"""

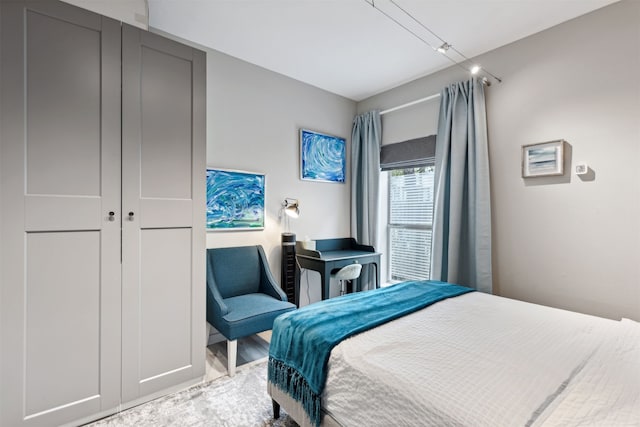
(374, 262, 380, 289)
(321, 267, 331, 300)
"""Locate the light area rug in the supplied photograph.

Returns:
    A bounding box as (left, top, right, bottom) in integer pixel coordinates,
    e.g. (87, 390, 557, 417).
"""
(88, 361, 297, 427)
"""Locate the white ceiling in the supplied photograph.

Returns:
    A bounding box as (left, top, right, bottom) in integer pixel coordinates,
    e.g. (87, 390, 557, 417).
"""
(148, 0, 618, 101)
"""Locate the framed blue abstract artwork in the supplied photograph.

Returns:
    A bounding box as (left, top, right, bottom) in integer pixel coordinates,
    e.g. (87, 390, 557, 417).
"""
(206, 168, 265, 231)
(300, 129, 346, 183)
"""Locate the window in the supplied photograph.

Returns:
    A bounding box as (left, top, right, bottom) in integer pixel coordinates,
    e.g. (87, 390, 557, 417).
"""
(388, 166, 434, 282)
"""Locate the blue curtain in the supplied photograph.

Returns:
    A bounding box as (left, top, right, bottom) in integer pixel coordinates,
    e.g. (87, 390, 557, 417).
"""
(430, 78, 492, 293)
(351, 110, 381, 290)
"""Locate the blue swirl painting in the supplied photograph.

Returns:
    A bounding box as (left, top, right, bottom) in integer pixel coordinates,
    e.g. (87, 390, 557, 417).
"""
(300, 129, 346, 183)
(206, 169, 265, 230)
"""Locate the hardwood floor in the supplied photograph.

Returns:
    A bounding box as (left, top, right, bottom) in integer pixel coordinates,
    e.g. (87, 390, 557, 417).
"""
(205, 331, 271, 382)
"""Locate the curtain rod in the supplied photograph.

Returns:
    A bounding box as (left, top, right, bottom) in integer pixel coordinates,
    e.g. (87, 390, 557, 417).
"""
(379, 78, 492, 116)
(379, 93, 440, 116)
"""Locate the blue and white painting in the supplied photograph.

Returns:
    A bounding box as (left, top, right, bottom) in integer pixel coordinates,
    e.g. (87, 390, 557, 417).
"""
(300, 129, 346, 183)
(523, 140, 564, 177)
(528, 147, 558, 173)
(206, 169, 265, 230)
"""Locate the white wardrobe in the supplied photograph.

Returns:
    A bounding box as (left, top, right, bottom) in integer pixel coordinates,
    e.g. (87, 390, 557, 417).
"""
(0, 1, 206, 426)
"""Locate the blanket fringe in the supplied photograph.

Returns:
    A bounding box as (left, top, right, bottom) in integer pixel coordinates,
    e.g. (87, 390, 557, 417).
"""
(268, 357, 321, 427)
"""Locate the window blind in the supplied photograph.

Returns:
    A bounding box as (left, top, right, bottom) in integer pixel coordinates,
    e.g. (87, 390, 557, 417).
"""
(388, 166, 434, 282)
(389, 228, 432, 281)
(389, 170, 434, 225)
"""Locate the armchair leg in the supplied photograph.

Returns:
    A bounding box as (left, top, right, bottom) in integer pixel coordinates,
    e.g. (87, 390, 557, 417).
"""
(272, 399, 280, 419)
(227, 339, 237, 377)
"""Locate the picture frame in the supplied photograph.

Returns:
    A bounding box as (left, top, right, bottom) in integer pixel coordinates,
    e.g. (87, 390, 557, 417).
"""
(521, 140, 565, 178)
(300, 129, 346, 183)
(206, 168, 265, 231)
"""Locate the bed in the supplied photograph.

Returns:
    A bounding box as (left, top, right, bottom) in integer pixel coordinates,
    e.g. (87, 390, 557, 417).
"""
(267, 281, 640, 427)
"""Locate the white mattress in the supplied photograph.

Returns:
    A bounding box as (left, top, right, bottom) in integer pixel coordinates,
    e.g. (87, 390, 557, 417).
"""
(319, 292, 640, 426)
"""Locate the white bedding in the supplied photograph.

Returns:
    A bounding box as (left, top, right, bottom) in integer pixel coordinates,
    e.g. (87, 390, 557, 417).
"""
(320, 292, 640, 426)
(535, 318, 640, 426)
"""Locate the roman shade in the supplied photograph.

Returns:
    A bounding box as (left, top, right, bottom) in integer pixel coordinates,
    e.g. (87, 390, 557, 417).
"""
(380, 135, 436, 171)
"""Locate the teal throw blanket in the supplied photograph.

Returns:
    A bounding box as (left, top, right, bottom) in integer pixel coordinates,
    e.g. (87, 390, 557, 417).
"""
(268, 280, 473, 427)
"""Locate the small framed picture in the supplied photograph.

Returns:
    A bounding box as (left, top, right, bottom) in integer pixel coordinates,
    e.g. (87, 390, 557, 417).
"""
(300, 129, 346, 183)
(522, 140, 565, 178)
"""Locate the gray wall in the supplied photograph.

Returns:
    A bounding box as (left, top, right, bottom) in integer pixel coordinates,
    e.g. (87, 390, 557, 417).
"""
(358, 78, 441, 146)
(88, 0, 638, 319)
(69, 1, 356, 306)
(359, 0, 640, 321)
(205, 49, 357, 305)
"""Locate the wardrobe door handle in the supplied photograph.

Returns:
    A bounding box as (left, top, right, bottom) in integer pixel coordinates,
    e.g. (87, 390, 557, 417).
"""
(108, 211, 115, 221)
(128, 212, 135, 221)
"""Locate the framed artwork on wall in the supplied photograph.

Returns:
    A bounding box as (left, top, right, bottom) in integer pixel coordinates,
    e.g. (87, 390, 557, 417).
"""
(206, 168, 265, 231)
(521, 140, 565, 178)
(300, 129, 346, 183)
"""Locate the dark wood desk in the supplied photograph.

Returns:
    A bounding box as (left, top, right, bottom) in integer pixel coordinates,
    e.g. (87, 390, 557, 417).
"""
(295, 238, 381, 305)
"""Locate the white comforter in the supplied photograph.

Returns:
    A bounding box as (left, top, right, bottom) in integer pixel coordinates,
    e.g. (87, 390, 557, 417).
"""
(322, 292, 640, 426)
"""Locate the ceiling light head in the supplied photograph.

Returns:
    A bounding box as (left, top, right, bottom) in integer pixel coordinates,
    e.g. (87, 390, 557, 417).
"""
(470, 65, 481, 75)
(436, 42, 451, 54)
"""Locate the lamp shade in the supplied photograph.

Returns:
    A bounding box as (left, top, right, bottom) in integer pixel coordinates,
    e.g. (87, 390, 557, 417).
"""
(283, 198, 299, 218)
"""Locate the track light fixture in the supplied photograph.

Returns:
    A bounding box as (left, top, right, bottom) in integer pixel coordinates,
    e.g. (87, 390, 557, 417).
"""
(363, 0, 502, 83)
(436, 42, 451, 54)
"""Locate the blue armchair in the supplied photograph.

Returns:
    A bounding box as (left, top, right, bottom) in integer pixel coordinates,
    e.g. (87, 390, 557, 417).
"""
(206, 245, 296, 376)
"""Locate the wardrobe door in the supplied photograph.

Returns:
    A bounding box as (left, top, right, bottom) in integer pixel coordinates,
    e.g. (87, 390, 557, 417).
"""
(0, 2, 122, 426)
(121, 25, 206, 403)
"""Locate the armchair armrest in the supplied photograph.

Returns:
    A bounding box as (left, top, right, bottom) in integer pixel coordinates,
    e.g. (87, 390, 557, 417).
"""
(257, 245, 288, 301)
(206, 260, 229, 326)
